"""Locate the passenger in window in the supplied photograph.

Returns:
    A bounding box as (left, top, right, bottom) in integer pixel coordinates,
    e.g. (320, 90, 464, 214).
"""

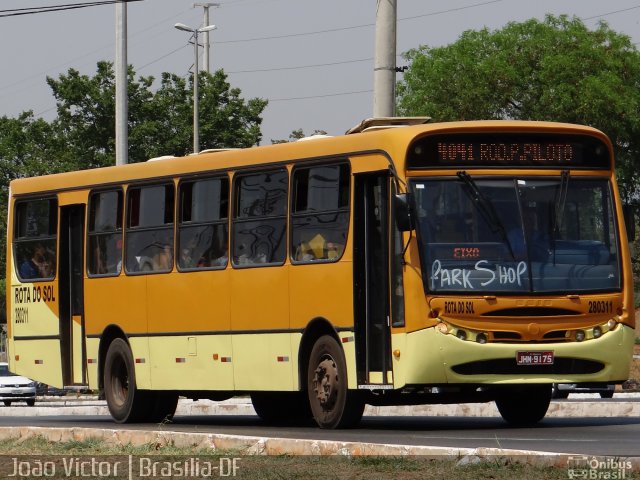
(20, 243, 51, 279)
(180, 247, 195, 269)
(152, 244, 173, 271)
(212, 232, 228, 267)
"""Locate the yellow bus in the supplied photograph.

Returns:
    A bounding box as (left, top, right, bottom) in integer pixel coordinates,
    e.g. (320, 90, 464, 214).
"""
(6, 118, 635, 428)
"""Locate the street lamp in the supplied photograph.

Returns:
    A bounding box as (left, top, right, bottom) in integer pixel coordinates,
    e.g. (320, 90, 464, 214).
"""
(175, 22, 217, 154)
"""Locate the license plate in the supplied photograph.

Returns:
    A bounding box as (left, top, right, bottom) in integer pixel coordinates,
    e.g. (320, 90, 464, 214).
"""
(12, 389, 22, 395)
(516, 351, 554, 365)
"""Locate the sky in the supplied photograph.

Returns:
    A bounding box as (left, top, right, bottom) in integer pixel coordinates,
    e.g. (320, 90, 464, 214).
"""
(1, 0, 640, 147)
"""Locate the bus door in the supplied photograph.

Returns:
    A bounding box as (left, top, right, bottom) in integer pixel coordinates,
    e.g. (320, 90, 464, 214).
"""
(353, 173, 393, 388)
(58, 205, 87, 387)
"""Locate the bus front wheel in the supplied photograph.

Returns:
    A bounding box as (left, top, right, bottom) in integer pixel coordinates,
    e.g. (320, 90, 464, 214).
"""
(495, 385, 551, 426)
(104, 338, 147, 423)
(307, 335, 364, 429)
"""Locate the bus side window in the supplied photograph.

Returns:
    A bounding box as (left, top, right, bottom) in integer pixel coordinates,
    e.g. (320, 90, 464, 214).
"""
(290, 163, 350, 263)
(177, 176, 229, 271)
(232, 169, 287, 266)
(125, 184, 175, 274)
(14, 198, 58, 282)
(87, 190, 123, 276)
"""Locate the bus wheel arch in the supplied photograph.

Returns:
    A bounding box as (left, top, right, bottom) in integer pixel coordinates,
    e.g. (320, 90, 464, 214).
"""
(298, 317, 341, 392)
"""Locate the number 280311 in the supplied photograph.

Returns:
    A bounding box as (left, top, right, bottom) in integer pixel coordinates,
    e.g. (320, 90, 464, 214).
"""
(588, 300, 613, 314)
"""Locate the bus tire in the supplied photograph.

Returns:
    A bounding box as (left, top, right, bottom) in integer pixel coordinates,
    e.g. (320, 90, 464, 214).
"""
(551, 384, 569, 399)
(146, 392, 179, 423)
(104, 338, 147, 423)
(495, 384, 551, 426)
(307, 335, 364, 429)
(251, 392, 312, 425)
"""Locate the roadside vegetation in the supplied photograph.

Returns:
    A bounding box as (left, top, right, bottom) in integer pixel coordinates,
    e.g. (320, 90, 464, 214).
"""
(0, 436, 581, 480)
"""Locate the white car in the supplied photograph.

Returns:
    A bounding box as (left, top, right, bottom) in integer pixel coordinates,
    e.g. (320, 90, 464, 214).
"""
(0, 362, 36, 406)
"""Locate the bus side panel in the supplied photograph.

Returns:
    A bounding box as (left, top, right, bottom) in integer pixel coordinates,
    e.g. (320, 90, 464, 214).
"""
(289, 261, 356, 388)
(231, 266, 291, 391)
(84, 275, 150, 388)
(86, 337, 99, 389)
(147, 270, 233, 390)
(8, 272, 63, 388)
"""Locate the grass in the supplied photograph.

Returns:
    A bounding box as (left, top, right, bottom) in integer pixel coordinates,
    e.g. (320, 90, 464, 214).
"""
(0, 437, 591, 480)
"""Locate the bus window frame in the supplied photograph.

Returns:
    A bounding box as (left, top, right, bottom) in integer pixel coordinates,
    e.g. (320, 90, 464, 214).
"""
(86, 187, 124, 278)
(13, 196, 58, 283)
(289, 160, 351, 265)
(124, 181, 176, 276)
(176, 174, 230, 272)
(231, 167, 288, 269)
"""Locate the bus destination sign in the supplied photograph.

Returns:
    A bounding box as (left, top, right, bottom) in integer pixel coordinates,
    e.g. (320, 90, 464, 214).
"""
(406, 133, 611, 170)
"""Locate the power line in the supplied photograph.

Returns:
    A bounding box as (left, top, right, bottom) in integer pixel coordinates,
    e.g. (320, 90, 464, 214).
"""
(227, 57, 373, 74)
(216, 0, 504, 44)
(269, 89, 372, 103)
(0, 0, 143, 18)
(138, 44, 190, 71)
(582, 4, 640, 21)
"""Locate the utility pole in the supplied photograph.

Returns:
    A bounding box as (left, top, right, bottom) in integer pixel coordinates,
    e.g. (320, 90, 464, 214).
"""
(115, 0, 128, 165)
(373, 0, 396, 118)
(193, 3, 219, 73)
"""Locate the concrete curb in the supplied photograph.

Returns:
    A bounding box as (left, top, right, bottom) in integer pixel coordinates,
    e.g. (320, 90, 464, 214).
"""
(1, 397, 639, 469)
(2, 425, 639, 471)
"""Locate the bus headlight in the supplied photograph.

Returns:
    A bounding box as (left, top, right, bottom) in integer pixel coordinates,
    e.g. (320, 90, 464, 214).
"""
(456, 330, 467, 341)
(575, 330, 586, 342)
(476, 333, 488, 344)
(592, 326, 602, 339)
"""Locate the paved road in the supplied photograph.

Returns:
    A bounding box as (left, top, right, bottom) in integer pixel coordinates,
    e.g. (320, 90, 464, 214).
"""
(1, 411, 639, 457)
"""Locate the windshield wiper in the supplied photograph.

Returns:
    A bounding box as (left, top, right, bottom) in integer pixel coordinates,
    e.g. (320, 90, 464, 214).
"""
(551, 170, 570, 265)
(553, 170, 570, 237)
(457, 171, 515, 259)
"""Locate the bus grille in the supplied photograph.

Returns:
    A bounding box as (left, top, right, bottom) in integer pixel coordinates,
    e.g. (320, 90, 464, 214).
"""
(451, 358, 603, 376)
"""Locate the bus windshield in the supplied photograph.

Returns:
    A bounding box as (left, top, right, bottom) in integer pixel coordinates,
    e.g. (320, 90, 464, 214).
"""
(411, 176, 620, 294)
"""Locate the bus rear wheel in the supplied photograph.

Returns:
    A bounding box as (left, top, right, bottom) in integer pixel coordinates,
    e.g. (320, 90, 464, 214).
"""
(307, 335, 364, 429)
(104, 338, 147, 423)
(146, 392, 179, 423)
(495, 384, 551, 426)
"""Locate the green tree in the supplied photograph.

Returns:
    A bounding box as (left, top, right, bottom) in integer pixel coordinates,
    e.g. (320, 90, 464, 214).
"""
(397, 15, 640, 204)
(46, 62, 267, 165)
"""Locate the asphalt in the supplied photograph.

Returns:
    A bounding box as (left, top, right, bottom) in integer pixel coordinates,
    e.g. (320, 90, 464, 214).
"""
(0, 394, 638, 469)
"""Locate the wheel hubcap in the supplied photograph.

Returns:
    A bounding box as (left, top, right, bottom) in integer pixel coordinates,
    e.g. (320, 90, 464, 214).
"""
(313, 356, 339, 410)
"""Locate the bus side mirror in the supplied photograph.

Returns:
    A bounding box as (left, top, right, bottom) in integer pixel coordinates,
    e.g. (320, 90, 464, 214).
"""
(623, 204, 636, 242)
(394, 193, 414, 232)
